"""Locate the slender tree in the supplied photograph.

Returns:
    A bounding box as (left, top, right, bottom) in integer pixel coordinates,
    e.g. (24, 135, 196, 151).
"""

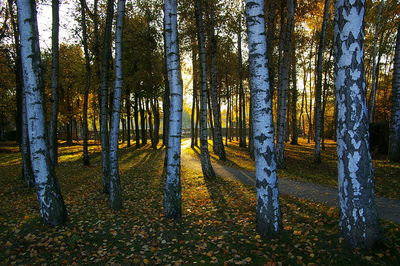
(48, 0, 59, 165)
(389, 23, 400, 162)
(276, 0, 294, 168)
(108, 0, 126, 210)
(314, 0, 330, 163)
(163, 0, 183, 218)
(195, 0, 215, 179)
(100, 0, 114, 193)
(245, 0, 281, 236)
(334, 0, 381, 248)
(80, 0, 91, 166)
(17, 0, 67, 225)
(238, 14, 246, 148)
(290, 40, 298, 145)
(208, 1, 226, 160)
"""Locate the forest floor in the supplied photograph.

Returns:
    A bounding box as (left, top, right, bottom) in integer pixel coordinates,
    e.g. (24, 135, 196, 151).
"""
(1, 139, 400, 264)
(181, 139, 400, 224)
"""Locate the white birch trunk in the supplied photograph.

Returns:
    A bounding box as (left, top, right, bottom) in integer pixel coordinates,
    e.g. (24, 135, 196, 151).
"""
(195, 0, 215, 179)
(314, 0, 330, 163)
(245, 0, 281, 236)
(334, 0, 381, 248)
(163, 0, 183, 218)
(389, 23, 400, 162)
(109, 0, 125, 210)
(17, 0, 67, 225)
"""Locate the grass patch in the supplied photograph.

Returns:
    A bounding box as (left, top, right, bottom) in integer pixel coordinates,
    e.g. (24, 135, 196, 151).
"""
(0, 140, 400, 264)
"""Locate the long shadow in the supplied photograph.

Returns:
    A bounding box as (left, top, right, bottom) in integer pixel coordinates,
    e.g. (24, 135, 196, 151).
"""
(190, 146, 256, 206)
(189, 146, 230, 220)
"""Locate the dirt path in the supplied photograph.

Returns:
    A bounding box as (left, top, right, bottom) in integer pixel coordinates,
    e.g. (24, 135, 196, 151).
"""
(180, 140, 400, 224)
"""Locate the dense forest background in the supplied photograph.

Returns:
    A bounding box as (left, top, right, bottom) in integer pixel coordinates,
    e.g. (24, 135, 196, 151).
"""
(0, 0, 398, 149)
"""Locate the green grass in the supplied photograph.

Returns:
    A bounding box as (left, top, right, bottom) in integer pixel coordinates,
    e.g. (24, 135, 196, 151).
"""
(220, 138, 400, 200)
(0, 140, 400, 264)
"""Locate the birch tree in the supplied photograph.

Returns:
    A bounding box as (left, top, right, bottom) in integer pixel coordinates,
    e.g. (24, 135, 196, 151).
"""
(208, 1, 226, 160)
(195, 0, 215, 179)
(334, 0, 381, 248)
(100, 0, 114, 193)
(17, 0, 67, 225)
(245, 0, 281, 236)
(389, 23, 400, 162)
(48, 0, 59, 165)
(163, 0, 183, 218)
(108, 0, 126, 210)
(80, 0, 90, 166)
(276, 0, 294, 168)
(314, 0, 330, 163)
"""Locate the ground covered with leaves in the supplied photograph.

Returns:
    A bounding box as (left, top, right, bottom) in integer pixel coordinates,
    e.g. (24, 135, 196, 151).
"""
(1, 140, 400, 265)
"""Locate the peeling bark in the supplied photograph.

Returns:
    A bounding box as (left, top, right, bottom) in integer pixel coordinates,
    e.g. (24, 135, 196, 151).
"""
(108, 0, 126, 210)
(245, 0, 281, 237)
(334, 0, 381, 248)
(17, 0, 67, 225)
(163, 0, 183, 218)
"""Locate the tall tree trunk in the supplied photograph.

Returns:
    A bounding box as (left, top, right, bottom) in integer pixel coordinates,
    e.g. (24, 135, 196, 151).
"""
(48, 0, 59, 166)
(99, 0, 114, 193)
(389, 23, 400, 162)
(152, 98, 160, 149)
(163, 0, 183, 218)
(276, 0, 294, 168)
(134, 95, 140, 148)
(195, 0, 215, 178)
(207, 91, 214, 139)
(245, 0, 281, 237)
(17, 0, 67, 225)
(147, 99, 154, 149)
(109, 0, 125, 210)
(238, 15, 246, 148)
(126, 87, 131, 147)
(314, 0, 330, 163)
(368, 0, 384, 123)
(191, 42, 197, 148)
(80, 0, 91, 166)
(225, 82, 230, 146)
(208, 3, 226, 160)
(162, 18, 170, 149)
(334, 0, 381, 248)
(290, 43, 298, 145)
(140, 97, 147, 145)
